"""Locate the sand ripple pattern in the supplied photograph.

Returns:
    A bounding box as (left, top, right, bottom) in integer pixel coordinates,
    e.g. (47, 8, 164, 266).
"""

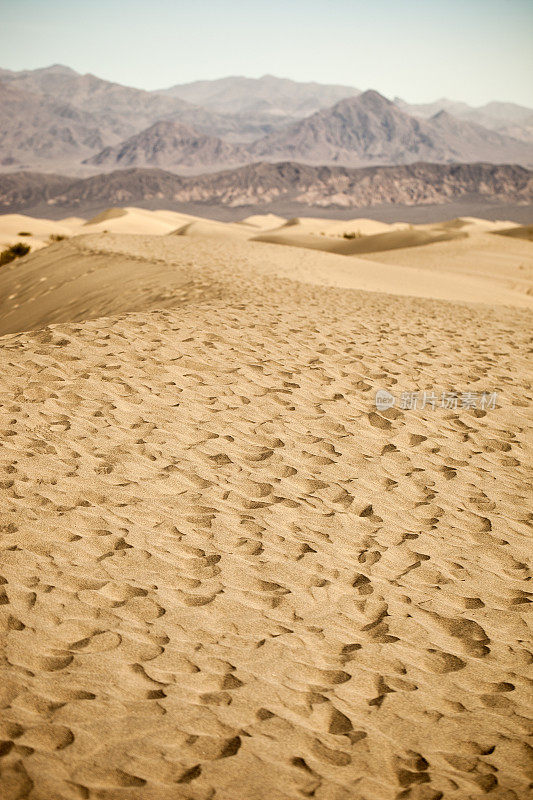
(0, 234, 532, 799)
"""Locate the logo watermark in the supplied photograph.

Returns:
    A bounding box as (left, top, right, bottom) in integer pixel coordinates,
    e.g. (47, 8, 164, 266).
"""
(375, 390, 498, 412)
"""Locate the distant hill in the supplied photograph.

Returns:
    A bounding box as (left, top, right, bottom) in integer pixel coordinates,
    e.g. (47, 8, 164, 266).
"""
(0, 64, 194, 130)
(159, 74, 360, 117)
(1, 66, 532, 174)
(249, 91, 533, 167)
(0, 66, 258, 172)
(0, 82, 120, 170)
(0, 170, 74, 208)
(83, 91, 533, 174)
(1, 163, 531, 214)
(396, 97, 533, 144)
(83, 120, 246, 171)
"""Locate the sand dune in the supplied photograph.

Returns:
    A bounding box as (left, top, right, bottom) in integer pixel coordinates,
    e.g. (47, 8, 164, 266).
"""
(0, 208, 206, 254)
(317, 218, 404, 236)
(84, 207, 129, 225)
(239, 213, 287, 229)
(151, 209, 203, 226)
(82, 207, 200, 236)
(0, 213, 76, 238)
(166, 213, 475, 257)
(363, 227, 533, 297)
(252, 226, 468, 255)
(58, 215, 87, 226)
(172, 219, 255, 240)
(434, 216, 520, 232)
(277, 216, 339, 229)
(1, 230, 531, 338)
(275, 216, 403, 236)
(0, 217, 532, 799)
(493, 223, 533, 241)
(0, 213, 80, 252)
(4, 209, 522, 263)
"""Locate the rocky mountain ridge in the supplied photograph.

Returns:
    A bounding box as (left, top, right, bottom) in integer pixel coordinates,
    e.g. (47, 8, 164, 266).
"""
(1, 162, 531, 214)
(1, 66, 532, 174)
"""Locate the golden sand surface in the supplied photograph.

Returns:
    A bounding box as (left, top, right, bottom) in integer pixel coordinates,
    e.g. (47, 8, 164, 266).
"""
(0, 221, 532, 799)
(0, 209, 201, 254)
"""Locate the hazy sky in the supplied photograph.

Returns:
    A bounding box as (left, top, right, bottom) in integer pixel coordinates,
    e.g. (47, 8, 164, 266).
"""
(1, 0, 532, 106)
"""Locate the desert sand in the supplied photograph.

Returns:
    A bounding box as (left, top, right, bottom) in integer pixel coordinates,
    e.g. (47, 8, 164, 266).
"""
(0, 208, 203, 254)
(0, 211, 532, 800)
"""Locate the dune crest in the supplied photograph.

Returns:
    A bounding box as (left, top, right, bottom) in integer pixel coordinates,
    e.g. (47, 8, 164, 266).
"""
(84, 207, 129, 224)
(252, 226, 469, 254)
(493, 223, 533, 241)
(1, 226, 532, 338)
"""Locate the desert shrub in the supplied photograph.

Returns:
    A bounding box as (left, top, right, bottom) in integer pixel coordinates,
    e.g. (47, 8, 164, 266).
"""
(0, 242, 31, 266)
(343, 230, 362, 239)
(17, 231, 32, 236)
(49, 233, 67, 242)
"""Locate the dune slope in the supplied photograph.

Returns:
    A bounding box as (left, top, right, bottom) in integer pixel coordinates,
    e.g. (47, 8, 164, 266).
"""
(0, 233, 531, 800)
(1, 234, 532, 338)
(252, 227, 468, 255)
(493, 223, 533, 242)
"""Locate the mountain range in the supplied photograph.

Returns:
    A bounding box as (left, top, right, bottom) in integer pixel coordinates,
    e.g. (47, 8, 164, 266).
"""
(1, 162, 531, 215)
(247, 91, 530, 166)
(160, 74, 361, 117)
(395, 97, 533, 143)
(1, 65, 532, 175)
(84, 120, 246, 170)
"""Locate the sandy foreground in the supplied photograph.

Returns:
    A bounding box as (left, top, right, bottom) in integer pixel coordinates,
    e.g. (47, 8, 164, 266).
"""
(0, 211, 532, 799)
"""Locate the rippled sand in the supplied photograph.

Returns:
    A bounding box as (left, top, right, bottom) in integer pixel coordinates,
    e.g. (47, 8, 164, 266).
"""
(0, 228, 531, 799)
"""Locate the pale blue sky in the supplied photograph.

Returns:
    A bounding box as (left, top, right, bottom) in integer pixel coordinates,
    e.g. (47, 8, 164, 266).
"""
(0, 0, 532, 106)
